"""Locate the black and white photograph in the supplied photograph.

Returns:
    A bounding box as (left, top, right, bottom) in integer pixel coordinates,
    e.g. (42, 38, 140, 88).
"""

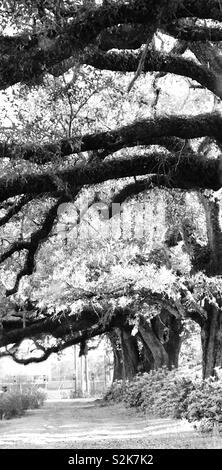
(0, 0, 222, 460)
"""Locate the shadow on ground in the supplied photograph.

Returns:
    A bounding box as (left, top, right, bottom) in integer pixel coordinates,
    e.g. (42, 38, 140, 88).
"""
(0, 398, 221, 449)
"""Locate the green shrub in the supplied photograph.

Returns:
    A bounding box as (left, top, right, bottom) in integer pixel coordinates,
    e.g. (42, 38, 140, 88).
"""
(0, 392, 23, 419)
(105, 367, 194, 418)
(0, 388, 47, 420)
(184, 378, 222, 433)
(27, 389, 47, 408)
(139, 369, 194, 419)
(104, 380, 127, 403)
(105, 367, 222, 434)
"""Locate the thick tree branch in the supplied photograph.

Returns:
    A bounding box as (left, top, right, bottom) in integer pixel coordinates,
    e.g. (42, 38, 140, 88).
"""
(0, 0, 170, 89)
(85, 48, 221, 98)
(0, 301, 130, 349)
(0, 151, 220, 206)
(102, 175, 168, 219)
(165, 22, 222, 42)
(0, 307, 98, 347)
(1, 111, 222, 165)
(98, 24, 150, 51)
(0, 321, 110, 365)
(61, 111, 222, 153)
(1, 0, 222, 89)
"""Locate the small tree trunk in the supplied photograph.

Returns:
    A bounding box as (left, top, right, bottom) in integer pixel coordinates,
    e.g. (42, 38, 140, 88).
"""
(108, 331, 124, 381)
(113, 346, 124, 381)
(201, 304, 222, 378)
(164, 326, 181, 368)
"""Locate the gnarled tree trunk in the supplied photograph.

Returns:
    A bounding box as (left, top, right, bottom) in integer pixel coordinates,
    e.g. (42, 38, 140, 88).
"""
(137, 333, 155, 372)
(138, 318, 169, 369)
(201, 195, 222, 276)
(108, 326, 140, 381)
(138, 312, 182, 370)
(120, 327, 140, 379)
(152, 311, 183, 368)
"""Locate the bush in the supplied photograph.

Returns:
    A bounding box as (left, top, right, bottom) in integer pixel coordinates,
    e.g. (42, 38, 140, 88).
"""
(104, 380, 128, 403)
(20, 388, 46, 410)
(0, 392, 23, 419)
(105, 367, 194, 418)
(141, 368, 195, 418)
(184, 378, 222, 433)
(104, 367, 222, 434)
(0, 388, 47, 420)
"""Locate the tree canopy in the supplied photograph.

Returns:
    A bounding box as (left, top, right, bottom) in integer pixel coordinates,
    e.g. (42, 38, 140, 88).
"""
(1, 0, 222, 378)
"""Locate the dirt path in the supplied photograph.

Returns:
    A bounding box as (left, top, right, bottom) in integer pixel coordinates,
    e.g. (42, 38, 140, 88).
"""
(0, 398, 221, 449)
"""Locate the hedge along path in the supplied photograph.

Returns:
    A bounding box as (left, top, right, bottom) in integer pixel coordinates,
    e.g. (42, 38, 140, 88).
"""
(0, 398, 221, 449)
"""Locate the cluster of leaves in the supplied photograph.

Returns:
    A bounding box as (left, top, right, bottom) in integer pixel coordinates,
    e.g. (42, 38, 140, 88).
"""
(185, 273, 222, 310)
(25, 194, 174, 308)
(0, 387, 46, 420)
(29, 187, 210, 316)
(104, 367, 222, 434)
(1, 0, 222, 363)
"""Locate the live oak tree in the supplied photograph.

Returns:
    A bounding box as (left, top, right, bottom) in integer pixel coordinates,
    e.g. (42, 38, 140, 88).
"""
(1, 0, 222, 378)
(0, 187, 209, 378)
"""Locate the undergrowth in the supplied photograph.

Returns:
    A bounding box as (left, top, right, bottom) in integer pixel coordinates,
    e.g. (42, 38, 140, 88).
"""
(104, 367, 222, 434)
(0, 388, 47, 420)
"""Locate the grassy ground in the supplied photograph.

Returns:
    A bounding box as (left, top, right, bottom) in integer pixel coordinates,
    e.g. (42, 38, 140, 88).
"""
(0, 398, 221, 449)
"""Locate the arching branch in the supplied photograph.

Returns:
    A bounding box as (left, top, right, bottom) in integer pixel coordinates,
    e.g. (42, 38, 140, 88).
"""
(103, 175, 168, 219)
(85, 48, 221, 98)
(0, 321, 110, 365)
(0, 0, 222, 89)
(1, 197, 69, 296)
(0, 151, 220, 207)
(1, 111, 222, 165)
(165, 22, 222, 42)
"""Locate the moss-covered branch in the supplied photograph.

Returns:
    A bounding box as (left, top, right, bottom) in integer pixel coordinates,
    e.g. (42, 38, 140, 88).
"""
(85, 49, 220, 98)
(0, 151, 220, 206)
(1, 111, 222, 165)
(1, 0, 222, 89)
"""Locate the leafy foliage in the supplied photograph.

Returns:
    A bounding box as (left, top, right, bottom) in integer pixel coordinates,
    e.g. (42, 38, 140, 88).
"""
(0, 387, 46, 420)
(105, 367, 222, 434)
(184, 377, 222, 433)
(1, 0, 222, 381)
(105, 367, 194, 417)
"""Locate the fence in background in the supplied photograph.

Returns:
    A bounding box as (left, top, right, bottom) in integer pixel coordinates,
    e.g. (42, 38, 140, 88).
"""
(0, 376, 111, 398)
